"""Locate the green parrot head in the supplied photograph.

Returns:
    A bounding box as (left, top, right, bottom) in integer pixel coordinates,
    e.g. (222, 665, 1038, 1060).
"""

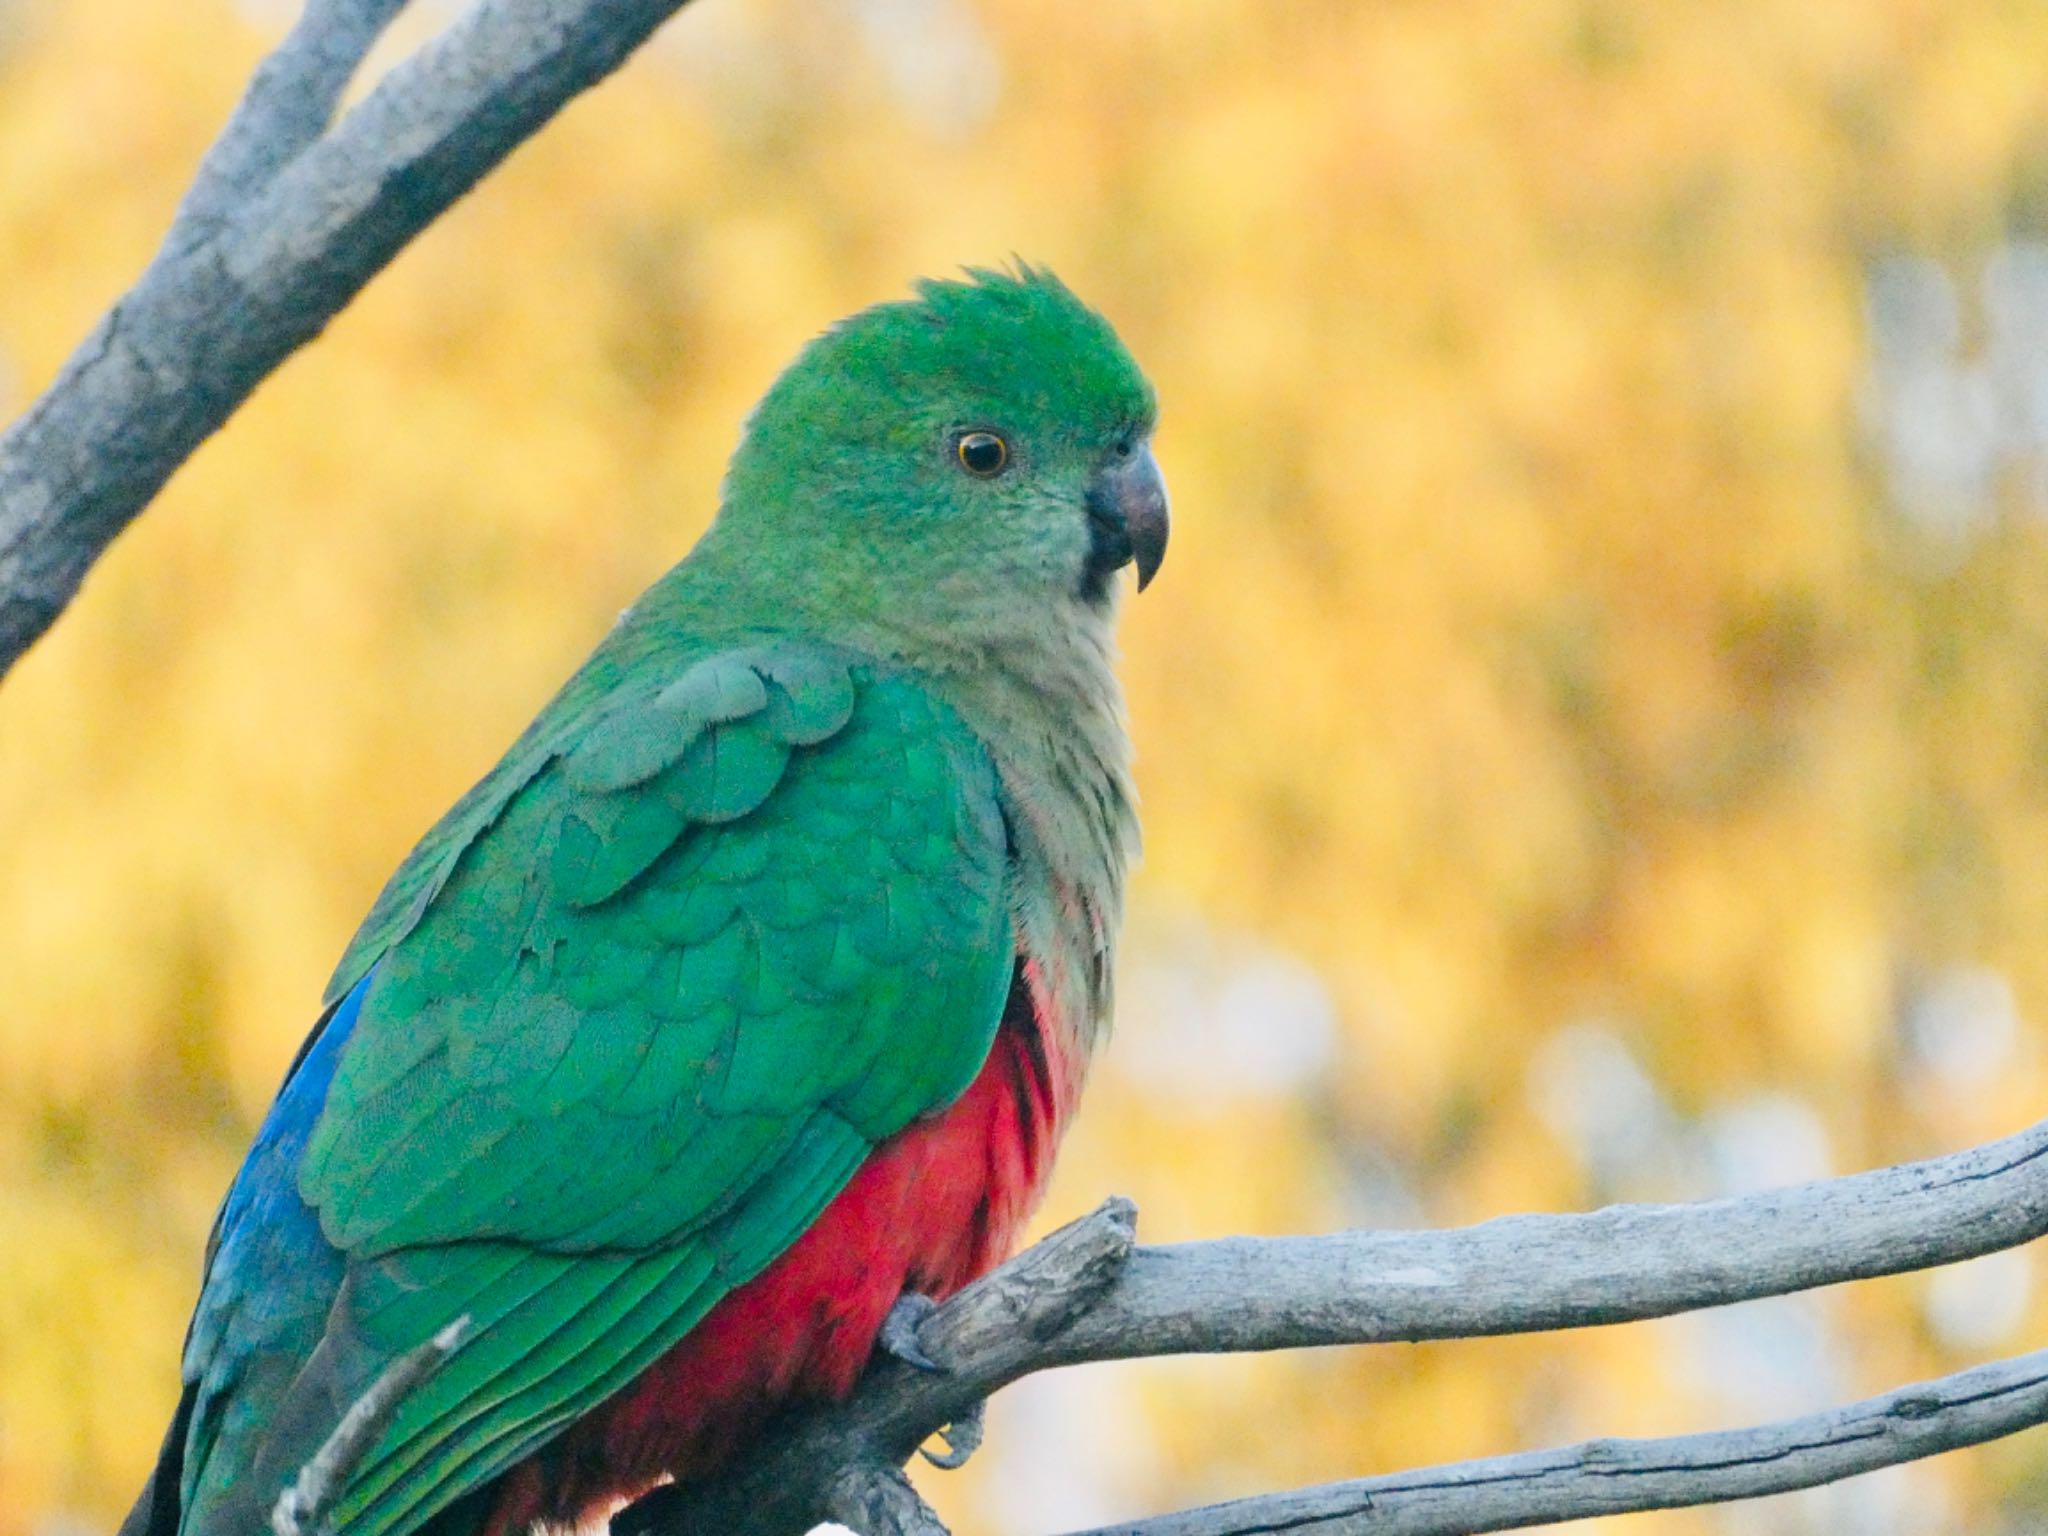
(708, 264, 1167, 651)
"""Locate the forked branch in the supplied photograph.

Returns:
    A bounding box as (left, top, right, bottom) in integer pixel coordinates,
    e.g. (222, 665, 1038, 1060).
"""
(0, 0, 705, 678)
(613, 1116, 2048, 1536)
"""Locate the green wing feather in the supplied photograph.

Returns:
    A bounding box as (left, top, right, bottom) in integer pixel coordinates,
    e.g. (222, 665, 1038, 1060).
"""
(289, 644, 1012, 1536)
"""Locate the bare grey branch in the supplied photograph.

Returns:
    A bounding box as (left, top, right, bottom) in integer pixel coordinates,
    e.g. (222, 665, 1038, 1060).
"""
(169, 0, 411, 249)
(0, 0, 703, 680)
(1067, 1345, 2048, 1536)
(1049, 1111, 2048, 1363)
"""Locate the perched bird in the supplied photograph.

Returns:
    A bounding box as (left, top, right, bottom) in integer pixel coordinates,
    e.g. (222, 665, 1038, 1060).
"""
(124, 265, 1167, 1536)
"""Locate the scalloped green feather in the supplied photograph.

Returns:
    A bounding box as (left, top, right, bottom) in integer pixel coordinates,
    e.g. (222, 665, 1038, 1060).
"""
(561, 654, 767, 795)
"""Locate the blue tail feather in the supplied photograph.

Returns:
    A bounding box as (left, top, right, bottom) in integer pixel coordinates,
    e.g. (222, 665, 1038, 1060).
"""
(124, 973, 375, 1536)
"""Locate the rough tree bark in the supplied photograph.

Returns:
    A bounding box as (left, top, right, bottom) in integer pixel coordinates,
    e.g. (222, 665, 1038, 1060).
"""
(7, 7, 2046, 1536)
(0, 0, 706, 678)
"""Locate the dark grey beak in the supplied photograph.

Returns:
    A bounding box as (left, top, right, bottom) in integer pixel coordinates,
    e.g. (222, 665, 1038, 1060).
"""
(1083, 443, 1171, 594)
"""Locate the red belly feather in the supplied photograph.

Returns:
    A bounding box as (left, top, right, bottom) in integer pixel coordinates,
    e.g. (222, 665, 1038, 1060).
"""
(481, 969, 1073, 1533)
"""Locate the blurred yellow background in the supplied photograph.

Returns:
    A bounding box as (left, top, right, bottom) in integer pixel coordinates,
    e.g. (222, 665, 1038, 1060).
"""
(8, 1, 2048, 1532)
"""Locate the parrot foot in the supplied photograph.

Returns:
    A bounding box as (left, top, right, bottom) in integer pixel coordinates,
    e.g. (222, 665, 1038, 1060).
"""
(878, 1293, 988, 1469)
(878, 1291, 946, 1372)
(920, 1400, 986, 1470)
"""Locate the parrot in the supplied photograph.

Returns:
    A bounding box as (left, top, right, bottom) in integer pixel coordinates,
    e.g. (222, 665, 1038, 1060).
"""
(120, 263, 1167, 1536)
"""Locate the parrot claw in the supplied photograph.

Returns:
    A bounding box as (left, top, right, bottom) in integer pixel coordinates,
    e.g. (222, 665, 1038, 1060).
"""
(878, 1291, 946, 1372)
(920, 1401, 986, 1470)
(880, 1293, 986, 1467)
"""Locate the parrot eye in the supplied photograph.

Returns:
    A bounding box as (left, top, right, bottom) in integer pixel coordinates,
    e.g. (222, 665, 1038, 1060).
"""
(955, 431, 1009, 477)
